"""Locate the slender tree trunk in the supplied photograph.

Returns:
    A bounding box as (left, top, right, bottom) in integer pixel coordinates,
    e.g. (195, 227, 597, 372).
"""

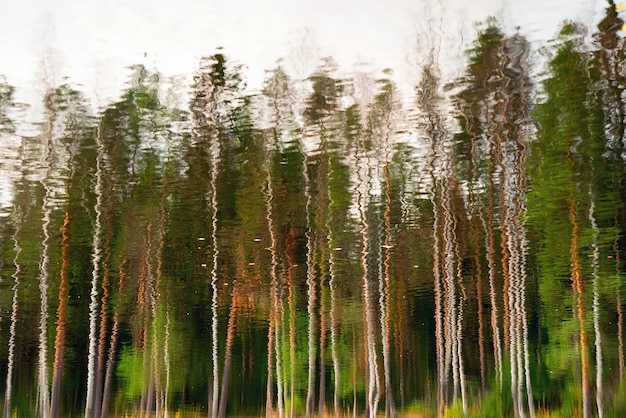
(302, 147, 317, 418)
(37, 140, 52, 418)
(318, 261, 327, 417)
(4, 214, 22, 418)
(615, 222, 625, 383)
(51, 211, 71, 418)
(567, 152, 590, 418)
(381, 146, 396, 418)
(209, 134, 221, 418)
(218, 289, 238, 418)
(101, 257, 127, 418)
(86, 124, 105, 418)
(588, 186, 604, 417)
(285, 231, 297, 418)
(93, 206, 113, 418)
(266, 305, 276, 418)
(356, 140, 379, 418)
(265, 141, 284, 418)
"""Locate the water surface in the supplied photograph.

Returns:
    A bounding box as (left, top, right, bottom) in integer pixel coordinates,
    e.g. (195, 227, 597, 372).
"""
(1, 2, 625, 417)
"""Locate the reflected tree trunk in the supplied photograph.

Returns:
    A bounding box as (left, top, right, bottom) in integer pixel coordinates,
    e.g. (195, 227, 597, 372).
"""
(484, 179, 503, 388)
(100, 258, 128, 418)
(266, 307, 275, 418)
(618, 292, 625, 384)
(37, 114, 53, 418)
(93, 196, 113, 418)
(4, 210, 22, 418)
(218, 285, 238, 418)
(51, 210, 71, 418)
(419, 57, 446, 416)
(567, 151, 591, 418)
(209, 128, 221, 418)
(265, 137, 284, 418)
(285, 227, 297, 418)
(85, 124, 105, 418)
(612, 213, 625, 383)
(356, 127, 380, 418)
(328, 196, 341, 418)
(318, 258, 327, 418)
(304, 150, 317, 418)
(588, 186, 604, 417)
(380, 157, 396, 418)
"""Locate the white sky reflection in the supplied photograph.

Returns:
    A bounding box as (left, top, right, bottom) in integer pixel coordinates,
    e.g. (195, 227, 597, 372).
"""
(0, 0, 609, 117)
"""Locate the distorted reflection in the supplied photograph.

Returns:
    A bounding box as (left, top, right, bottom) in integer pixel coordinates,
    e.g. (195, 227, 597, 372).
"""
(2, 4, 626, 418)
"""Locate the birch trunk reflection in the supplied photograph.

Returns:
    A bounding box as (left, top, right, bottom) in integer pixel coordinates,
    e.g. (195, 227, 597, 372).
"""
(93, 186, 112, 418)
(589, 186, 604, 417)
(369, 73, 397, 418)
(265, 132, 285, 418)
(85, 123, 105, 418)
(206, 110, 221, 418)
(3, 209, 22, 418)
(355, 114, 381, 418)
(379, 111, 395, 418)
(36, 107, 52, 418)
(304, 147, 317, 418)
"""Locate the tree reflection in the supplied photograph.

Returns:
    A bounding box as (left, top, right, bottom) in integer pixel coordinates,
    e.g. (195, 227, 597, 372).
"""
(3, 12, 626, 416)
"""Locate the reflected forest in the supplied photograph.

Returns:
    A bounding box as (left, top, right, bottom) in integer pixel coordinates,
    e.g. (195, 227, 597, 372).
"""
(3, 6, 626, 418)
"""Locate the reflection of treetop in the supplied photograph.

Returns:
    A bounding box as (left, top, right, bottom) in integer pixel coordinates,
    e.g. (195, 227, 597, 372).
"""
(304, 60, 344, 124)
(457, 18, 531, 103)
(194, 53, 245, 98)
(0, 76, 18, 133)
(191, 53, 246, 129)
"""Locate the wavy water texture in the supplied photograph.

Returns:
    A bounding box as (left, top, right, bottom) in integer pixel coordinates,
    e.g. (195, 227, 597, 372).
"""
(1, 6, 626, 416)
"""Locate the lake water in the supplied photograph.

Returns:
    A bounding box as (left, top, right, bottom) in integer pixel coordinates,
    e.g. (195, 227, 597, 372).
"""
(1, 1, 625, 417)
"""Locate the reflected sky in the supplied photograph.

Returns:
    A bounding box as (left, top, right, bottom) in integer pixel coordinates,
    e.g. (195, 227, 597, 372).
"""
(0, 0, 606, 115)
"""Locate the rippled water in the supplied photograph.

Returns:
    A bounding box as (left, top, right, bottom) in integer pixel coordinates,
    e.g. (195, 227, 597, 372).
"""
(1, 1, 625, 417)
